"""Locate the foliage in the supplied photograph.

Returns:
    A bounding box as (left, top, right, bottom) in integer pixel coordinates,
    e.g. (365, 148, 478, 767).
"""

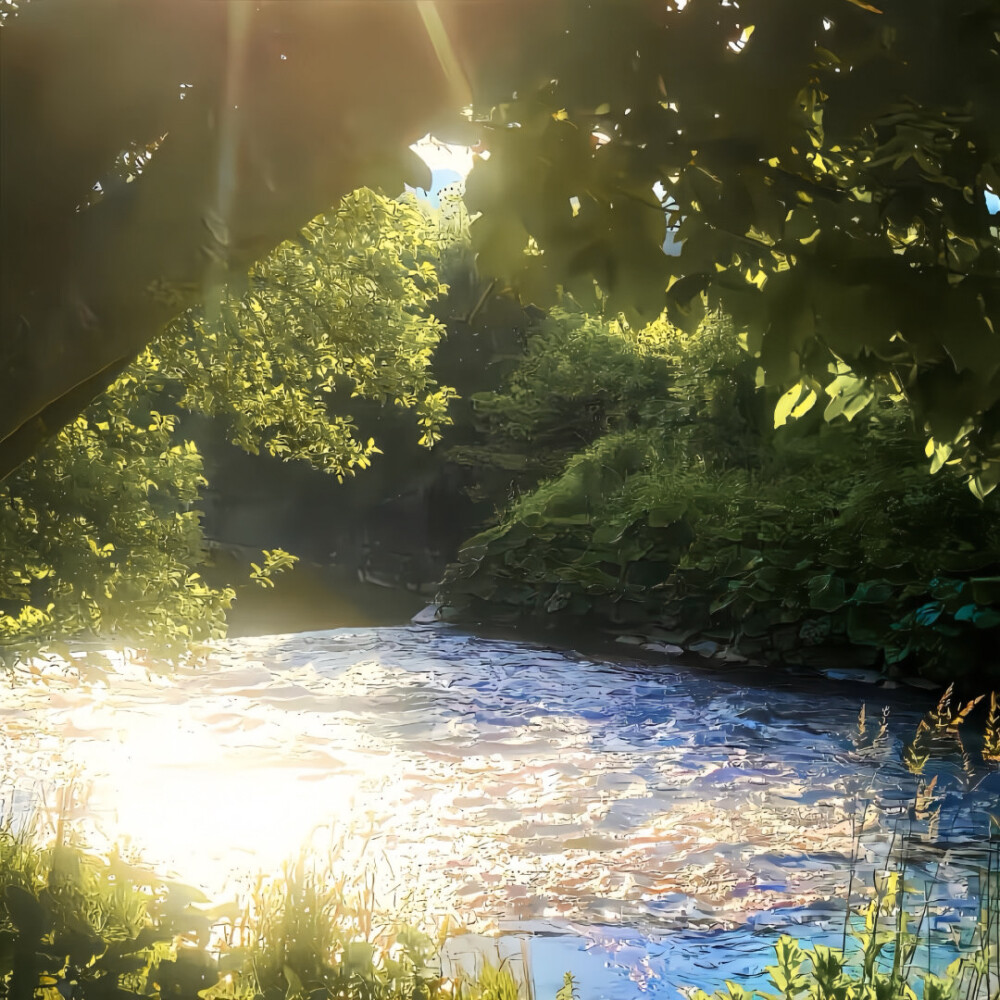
(0, 390, 234, 670)
(464, 0, 1000, 495)
(449, 303, 751, 496)
(216, 854, 452, 1000)
(0, 821, 208, 1000)
(248, 550, 300, 590)
(986, 693, 1000, 763)
(554, 972, 579, 1000)
(2, 0, 545, 480)
(442, 306, 1000, 681)
(685, 928, 992, 1000)
(0, 822, 562, 1000)
(469, 964, 521, 1000)
(683, 699, 1000, 1000)
(5, 0, 998, 499)
(686, 859, 998, 1000)
(149, 188, 457, 474)
(0, 0, 26, 27)
(0, 189, 458, 668)
(449, 304, 677, 494)
(900, 683, 993, 777)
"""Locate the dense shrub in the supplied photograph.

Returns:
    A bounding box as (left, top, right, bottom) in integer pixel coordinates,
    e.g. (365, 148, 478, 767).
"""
(442, 305, 1000, 682)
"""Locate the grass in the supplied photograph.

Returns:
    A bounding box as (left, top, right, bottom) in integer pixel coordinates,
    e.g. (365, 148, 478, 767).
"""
(0, 814, 544, 1000)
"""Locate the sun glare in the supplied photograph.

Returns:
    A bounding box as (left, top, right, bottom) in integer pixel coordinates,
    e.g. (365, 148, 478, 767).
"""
(410, 134, 477, 179)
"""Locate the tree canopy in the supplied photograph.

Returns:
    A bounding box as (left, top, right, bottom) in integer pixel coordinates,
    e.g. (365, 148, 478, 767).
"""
(0, 0, 550, 480)
(0, 188, 458, 667)
(4, 0, 998, 493)
(4, 0, 1000, 677)
(463, 0, 1000, 494)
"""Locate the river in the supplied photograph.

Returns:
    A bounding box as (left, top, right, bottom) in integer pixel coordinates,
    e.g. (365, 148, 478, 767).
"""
(1, 625, 996, 999)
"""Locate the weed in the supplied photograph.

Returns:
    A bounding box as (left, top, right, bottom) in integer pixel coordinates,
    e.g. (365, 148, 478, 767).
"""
(0, 821, 552, 1000)
(688, 694, 1000, 1000)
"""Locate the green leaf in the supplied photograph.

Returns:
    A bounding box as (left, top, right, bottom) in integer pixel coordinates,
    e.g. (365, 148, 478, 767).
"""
(774, 382, 817, 428)
(808, 574, 847, 612)
(849, 580, 895, 605)
(2, 885, 48, 939)
(913, 602, 943, 627)
(972, 607, 1000, 628)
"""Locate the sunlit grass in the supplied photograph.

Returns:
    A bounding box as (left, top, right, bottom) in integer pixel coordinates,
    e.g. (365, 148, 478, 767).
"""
(0, 818, 535, 1000)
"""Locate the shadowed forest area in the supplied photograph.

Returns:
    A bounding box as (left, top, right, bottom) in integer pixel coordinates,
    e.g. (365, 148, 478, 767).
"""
(1, 1, 999, 998)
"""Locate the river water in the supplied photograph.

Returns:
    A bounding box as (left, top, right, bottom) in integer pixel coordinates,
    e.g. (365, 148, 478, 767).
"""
(1, 625, 996, 999)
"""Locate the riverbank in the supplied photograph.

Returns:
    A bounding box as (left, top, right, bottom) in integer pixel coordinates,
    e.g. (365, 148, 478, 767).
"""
(207, 544, 950, 698)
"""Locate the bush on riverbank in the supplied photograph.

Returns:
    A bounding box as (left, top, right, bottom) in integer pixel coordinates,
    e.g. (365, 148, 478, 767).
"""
(442, 303, 1000, 683)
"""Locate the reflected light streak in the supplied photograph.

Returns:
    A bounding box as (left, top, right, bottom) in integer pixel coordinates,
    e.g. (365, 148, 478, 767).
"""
(49, 697, 409, 900)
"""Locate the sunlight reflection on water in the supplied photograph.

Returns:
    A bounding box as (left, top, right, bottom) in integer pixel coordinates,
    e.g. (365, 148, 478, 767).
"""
(1, 626, 994, 998)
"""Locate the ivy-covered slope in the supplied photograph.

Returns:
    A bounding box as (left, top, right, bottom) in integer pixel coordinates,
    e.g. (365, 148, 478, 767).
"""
(441, 305, 1000, 684)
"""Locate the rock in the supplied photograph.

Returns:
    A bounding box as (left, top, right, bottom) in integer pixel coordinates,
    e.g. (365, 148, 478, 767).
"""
(688, 639, 719, 657)
(901, 675, 941, 691)
(770, 626, 800, 653)
(615, 634, 645, 645)
(716, 647, 749, 663)
(410, 604, 441, 624)
(821, 668, 882, 684)
(640, 641, 685, 655)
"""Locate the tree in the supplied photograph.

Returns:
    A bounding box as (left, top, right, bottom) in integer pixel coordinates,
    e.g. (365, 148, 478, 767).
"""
(461, 0, 1000, 494)
(152, 188, 457, 472)
(0, 390, 233, 670)
(0, 188, 458, 667)
(0, 0, 559, 481)
(5, 1, 998, 491)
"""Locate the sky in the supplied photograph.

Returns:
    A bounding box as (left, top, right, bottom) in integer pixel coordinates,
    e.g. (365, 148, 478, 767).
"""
(408, 134, 475, 206)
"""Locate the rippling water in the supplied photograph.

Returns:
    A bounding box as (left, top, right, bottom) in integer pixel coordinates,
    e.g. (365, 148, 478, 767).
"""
(2, 625, 996, 998)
